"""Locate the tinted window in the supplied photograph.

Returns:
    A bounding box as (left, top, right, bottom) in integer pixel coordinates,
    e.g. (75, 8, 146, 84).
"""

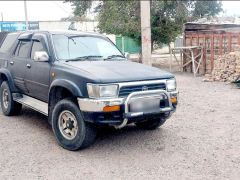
(14, 40, 31, 58)
(31, 41, 45, 59)
(0, 33, 19, 53)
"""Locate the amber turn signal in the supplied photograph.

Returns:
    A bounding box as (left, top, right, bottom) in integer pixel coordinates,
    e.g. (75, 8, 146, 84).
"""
(103, 105, 120, 112)
(171, 97, 177, 104)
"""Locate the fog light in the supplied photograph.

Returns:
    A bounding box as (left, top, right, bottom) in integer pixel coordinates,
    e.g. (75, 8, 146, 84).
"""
(103, 105, 120, 112)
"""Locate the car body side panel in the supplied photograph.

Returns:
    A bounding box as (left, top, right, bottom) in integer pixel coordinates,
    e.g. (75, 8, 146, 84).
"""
(49, 79, 83, 98)
(0, 68, 18, 92)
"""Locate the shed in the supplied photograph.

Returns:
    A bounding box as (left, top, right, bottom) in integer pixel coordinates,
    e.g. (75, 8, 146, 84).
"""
(184, 21, 240, 74)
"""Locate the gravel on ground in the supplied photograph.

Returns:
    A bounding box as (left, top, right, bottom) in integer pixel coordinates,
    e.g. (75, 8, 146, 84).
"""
(0, 73, 240, 180)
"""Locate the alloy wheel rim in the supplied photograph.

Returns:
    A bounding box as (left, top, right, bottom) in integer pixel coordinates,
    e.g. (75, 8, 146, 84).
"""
(58, 110, 78, 140)
(2, 89, 9, 109)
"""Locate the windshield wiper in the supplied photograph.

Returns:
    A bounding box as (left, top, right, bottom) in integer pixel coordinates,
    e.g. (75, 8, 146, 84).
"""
(104, 55, 125, 60)
(65, 55, 103, 62)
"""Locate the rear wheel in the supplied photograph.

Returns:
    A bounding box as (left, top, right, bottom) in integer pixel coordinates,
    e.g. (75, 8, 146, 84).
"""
(0, 81, 22, 116)
(52, 99, 97, 151)
(135, 117, 166, 130)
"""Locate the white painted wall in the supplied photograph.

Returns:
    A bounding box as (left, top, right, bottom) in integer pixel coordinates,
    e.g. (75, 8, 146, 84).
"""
(39, 21, 98, 32)
(38, 21, 116, 44)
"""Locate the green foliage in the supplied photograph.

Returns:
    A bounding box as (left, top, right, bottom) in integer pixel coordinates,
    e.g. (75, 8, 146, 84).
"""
(192, 1, 223, 19)
(151, 0, 189, 45)
(66, 0, 222, 46)
(97, 1, 141, 41)
(65, 0, 92, 18)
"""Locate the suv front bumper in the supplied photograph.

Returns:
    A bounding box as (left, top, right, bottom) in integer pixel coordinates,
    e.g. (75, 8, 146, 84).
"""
(78, 90, 178, 127)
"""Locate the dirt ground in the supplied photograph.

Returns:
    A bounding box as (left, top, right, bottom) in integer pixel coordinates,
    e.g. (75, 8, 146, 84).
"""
(0, 73, 240, 180)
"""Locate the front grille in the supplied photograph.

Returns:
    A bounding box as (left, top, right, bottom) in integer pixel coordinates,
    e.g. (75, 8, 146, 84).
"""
(119, 83, 166, 97)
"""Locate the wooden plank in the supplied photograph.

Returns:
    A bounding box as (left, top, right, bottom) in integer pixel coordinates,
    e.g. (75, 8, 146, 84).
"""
(185, 23, 240, 31)
(203, 35, 206, 73)
(183, 34, 187, 72)
(228, 34, 232, 52)
(219, 35, 223, 55)
(210, 34, 214, 71)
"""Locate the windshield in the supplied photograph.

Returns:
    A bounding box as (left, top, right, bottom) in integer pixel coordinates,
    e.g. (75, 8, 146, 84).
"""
(52, 34, 124, 61)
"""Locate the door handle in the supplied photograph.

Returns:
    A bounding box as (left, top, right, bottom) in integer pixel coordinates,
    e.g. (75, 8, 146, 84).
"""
(26, 64, 31, 68)
(10, 61, 14, 65)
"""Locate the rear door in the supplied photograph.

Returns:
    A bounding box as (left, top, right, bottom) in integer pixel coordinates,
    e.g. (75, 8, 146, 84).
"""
(9, 39, 32, 93)
(25, 34, 51, 102)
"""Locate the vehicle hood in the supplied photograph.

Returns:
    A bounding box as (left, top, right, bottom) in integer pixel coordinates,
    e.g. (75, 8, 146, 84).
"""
(62, 60, 174, 83)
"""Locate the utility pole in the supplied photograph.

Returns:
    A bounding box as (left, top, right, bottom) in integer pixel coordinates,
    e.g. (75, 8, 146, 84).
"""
(1, 12, 3, 32)
(140, 0, 152, 65)
(24, 0, 29, 30)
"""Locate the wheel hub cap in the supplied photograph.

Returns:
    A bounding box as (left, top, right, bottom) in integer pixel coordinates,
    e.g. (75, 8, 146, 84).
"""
(2, 89, 9, 109)
(58, 110, 78, 140)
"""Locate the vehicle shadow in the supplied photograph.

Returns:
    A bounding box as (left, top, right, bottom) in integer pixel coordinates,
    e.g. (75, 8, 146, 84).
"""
(89, 124, 172, 152)
(0, 105, 175, 153)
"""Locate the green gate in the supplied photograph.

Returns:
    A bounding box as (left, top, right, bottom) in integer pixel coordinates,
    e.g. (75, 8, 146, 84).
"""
(116, 36, 140, 54)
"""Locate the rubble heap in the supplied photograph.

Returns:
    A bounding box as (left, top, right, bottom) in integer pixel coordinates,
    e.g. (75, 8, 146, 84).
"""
(203, 51, 240, 82)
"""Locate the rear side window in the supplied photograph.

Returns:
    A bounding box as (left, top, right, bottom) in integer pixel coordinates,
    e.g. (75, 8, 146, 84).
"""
(14, 40, 32, 58)
(31, 41, 45, 59)
(0, 33, 19, 53)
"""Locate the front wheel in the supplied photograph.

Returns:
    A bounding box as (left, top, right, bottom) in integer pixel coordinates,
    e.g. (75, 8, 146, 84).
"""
(135, 117, 167, 130)
(51, 99, 97, 151)
(0, 81, 22, 116)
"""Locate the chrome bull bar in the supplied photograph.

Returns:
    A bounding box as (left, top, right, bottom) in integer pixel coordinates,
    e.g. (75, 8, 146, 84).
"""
(115, 89, 173, 129)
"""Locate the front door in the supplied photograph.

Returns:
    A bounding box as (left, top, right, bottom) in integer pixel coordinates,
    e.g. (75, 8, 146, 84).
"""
(25, 39, 50, 102)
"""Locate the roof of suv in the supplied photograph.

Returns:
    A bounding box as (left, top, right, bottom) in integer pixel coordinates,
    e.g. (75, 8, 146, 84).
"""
(7, 30, 106, 38)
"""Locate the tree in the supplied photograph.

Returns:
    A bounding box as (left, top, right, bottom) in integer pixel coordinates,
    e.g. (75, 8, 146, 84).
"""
(65, 0, 92, 17)
(151, 0, 189, 47)
(66, 0, 222, 47)
(192, 1, 222, 19)
(97, 1, 141, 41)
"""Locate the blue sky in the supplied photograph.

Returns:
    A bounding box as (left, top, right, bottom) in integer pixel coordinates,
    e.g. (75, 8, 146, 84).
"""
(0, 1, 239, 21)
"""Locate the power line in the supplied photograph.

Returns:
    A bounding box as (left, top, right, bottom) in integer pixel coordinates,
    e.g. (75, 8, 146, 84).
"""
(52, 1, 71, 15)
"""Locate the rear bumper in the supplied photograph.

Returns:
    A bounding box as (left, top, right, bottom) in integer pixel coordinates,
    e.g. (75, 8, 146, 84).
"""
(78, 90, 178, 127)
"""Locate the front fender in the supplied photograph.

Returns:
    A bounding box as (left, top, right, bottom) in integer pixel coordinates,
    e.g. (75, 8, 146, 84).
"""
(49, 79, 83, 98)
(0, 68, 18, 92)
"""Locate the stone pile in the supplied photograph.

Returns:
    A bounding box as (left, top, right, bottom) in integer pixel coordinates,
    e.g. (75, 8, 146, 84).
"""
(203, 51, 240, 82)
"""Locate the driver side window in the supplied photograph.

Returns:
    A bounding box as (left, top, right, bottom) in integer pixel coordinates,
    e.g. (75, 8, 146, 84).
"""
(14, 40, 31, 58)
(31, 41, 45, 60)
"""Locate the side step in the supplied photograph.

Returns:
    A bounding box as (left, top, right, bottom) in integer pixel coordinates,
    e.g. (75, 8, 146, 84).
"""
(13, 94, 48, 116)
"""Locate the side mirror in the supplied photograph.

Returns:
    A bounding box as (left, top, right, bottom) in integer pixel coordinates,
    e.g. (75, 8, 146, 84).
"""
(124, 52, 130, 59)
(34, 51, 49, 62)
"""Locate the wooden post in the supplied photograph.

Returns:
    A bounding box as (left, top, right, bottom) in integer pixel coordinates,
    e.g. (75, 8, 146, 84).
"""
(170, 48, 172, 72)
(228, 33, 232, 52)
(180, 49, 183, 72)
(183, 34, 187, 72)
(190, 36, 193, 72)
(191, 49, 196, 77)
(203, 35, 206, 74)
(219, 34, 223, 55)
(210, 34, 214, 71)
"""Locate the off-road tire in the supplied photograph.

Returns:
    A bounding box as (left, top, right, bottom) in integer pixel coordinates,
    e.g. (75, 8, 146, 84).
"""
(0, 81, 22, 116)
(52, 98, 97, 151)
(135, 117, 167, 130)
